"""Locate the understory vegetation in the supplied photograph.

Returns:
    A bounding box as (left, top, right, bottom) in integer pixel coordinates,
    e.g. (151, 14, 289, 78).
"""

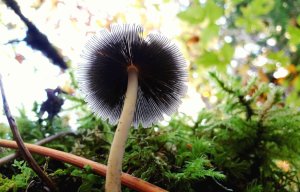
(2, 0, 300, 191)
(1, 72, 299, 192)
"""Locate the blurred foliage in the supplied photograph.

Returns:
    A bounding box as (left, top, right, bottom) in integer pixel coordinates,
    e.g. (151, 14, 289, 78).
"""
(1, 0, 300, 191)
(178, 0, 300, 105)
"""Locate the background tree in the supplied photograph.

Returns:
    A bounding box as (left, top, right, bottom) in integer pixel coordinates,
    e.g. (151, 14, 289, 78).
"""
(0, 0, 300, 191)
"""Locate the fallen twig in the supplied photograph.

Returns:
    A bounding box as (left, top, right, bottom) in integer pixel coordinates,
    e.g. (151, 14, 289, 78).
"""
(0, 139, 168, 192)
(0, 131, 75, 166)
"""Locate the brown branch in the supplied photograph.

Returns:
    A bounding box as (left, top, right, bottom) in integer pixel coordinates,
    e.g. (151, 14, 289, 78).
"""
(0, 75, 57, 191)
(0, 131, 75, 166)
(0, 139, 168, 192)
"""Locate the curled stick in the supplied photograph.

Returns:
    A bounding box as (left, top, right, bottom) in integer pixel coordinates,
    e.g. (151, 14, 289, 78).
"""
(0, 139, 168, 192)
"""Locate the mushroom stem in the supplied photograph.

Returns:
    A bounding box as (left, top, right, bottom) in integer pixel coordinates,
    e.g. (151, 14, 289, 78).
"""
(105, 70, 138, 192)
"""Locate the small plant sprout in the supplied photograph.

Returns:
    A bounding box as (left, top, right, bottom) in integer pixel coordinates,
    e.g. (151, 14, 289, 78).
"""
(78, 24, 187, 191)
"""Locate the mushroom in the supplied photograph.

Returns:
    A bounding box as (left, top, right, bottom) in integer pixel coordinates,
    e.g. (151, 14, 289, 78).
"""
(77, 24, 187, 192)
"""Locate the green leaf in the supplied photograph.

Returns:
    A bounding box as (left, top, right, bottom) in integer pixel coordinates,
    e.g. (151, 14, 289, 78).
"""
(220, 43, 234, 64)
(11, 160, 35, 189)
(250, 0, 275, 15)
(205, 0, 223, 23)
(78, 182, 93, 192)
(196, 43, 233, 70)
(241, 0, 274, 16)
(267, 50, 290, 67)
(196, 51, 220, 67)
(71, 169, 83, 177)
(177, 5, 205, 24)
(178, 0, 223, 25)
(235, 16, 265, 33)
(201, 24, 219, 46)
(236, 0, 274, 33)
(287, 26, 300, 46)
(50, 168, 69, 176)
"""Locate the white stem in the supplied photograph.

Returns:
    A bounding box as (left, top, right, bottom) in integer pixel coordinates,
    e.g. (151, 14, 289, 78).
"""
(105, 70, 138, 192)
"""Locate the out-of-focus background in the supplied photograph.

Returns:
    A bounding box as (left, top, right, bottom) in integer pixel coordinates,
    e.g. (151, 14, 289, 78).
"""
(1, 0, 300, 192)
(2, 0, 300, 119)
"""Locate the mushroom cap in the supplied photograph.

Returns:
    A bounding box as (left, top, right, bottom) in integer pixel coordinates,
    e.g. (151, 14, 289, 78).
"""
(78, 24, 187, 127)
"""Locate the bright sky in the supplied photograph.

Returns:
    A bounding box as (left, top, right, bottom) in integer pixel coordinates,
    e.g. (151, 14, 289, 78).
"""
(0, 0, 204, 128)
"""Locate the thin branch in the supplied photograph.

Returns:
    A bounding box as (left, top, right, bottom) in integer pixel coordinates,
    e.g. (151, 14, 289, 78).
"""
(0, 139, 168, 192)
(0, 75, 57, 191)
(3, 0, 67, 70)
(0, 131, 75, 166)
